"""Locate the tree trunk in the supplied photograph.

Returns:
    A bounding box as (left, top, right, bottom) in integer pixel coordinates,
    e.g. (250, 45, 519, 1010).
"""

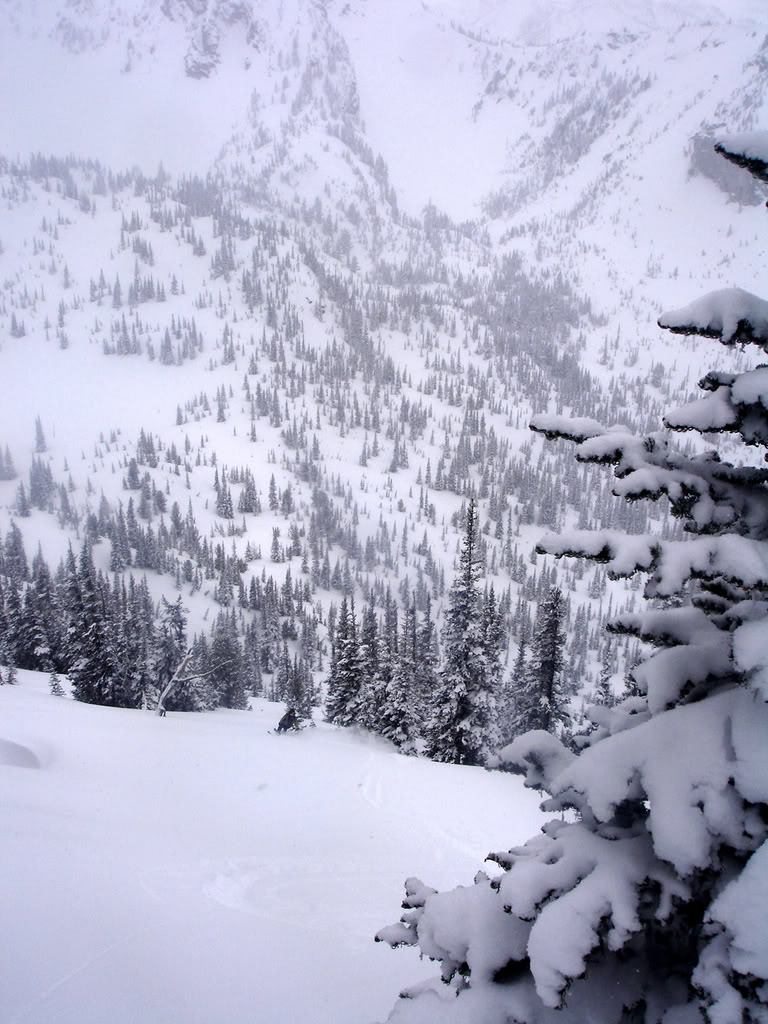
(154, 649, 196, 716)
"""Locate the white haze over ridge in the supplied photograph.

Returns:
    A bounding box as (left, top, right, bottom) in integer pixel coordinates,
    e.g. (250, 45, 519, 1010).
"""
(425, 0, 767, 41)
(0, 15, 252, 178)
(333, 0, 767, 217)
(0, 0, 764, 219)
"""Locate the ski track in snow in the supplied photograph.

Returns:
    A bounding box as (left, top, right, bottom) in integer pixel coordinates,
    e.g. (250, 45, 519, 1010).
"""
(360, 750, 385, 809)
(140, 857, 390, 944)
(6, 925, 155, 1024)
(359, 748, 501, 869)
(132, 747, 497, 951)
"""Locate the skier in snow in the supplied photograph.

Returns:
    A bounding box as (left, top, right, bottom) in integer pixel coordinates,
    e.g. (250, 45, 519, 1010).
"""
(276, 706, 299, 733)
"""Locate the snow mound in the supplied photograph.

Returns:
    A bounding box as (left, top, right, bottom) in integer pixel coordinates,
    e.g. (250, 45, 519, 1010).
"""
(0, 737, 41, 769)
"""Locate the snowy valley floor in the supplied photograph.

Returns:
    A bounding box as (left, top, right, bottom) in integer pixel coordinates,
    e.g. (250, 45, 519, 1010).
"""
(1, 673, 546, 1024)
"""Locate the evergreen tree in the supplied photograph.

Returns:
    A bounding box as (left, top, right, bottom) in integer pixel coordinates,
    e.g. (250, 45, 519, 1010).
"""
(379, 602, 417, 751)
(482, 583, 506, 703)
(117, 576, 155, 708)
(270, 527, 282, 563)
(275, 639, 292, 703)
(500, 637, 527, 743)
(325, 596, 362, 726)
(411, 595, 439, 730)
(0, 623, 17, 683)
(15, 481, 30, 517)
(34, 414, 47, 453)
(268, 473, 279, 511)
(0, 444, 17, 480)
(110, 506, 131, 572)
(286, 651, 313, 722)
(237, 469, 261, 514)
(216, 478, 234, 519)
(4, 521, 29, 582)
(49, 669, 65, 697)
(66, 541, 117, 706)
(211, 609, 246, 710)
(32, 549, 61, 668)
(425, 499, 500, 765)
(259, 583, 281, 676)
(154, 596, 193, 711)
(595, 637, 617, 707)
(17, 574, 48, 670)
(357, 604, 384, 730)
(2, 577, 24, 667)
(512, 586, 569, 736)
(241, 626, 263, 699)
(3, 653, 18, 686)
(29, 457, 55, 511)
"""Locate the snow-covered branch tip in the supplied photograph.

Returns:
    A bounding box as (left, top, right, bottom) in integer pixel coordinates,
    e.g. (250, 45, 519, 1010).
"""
(658, 288, 768, 351)
(497, 729, 576, 794)
(529, 414, 605, 444)
(715, 131, 768, 185)
(536, 529, 658, 577)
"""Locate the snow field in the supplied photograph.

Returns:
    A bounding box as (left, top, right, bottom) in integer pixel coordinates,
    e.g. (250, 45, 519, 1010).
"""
(0, 670, 546, 1024)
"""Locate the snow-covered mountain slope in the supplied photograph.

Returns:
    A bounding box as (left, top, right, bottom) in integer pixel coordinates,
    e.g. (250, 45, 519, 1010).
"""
(328, 0, 764, 217)
(0, 0, 765, 692)
(0, 670, 547, 1023)
(0, 8, 767, 1022)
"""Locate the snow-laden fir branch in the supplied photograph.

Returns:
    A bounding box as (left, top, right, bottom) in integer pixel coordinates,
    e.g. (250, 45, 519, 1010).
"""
(715, 130, 768, 184)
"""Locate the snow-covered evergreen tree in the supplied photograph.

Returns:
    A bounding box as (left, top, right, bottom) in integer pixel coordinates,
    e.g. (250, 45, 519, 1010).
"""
(595, 636, 617, 707)
(357, 603, 385, 731)
(4, 657, 18, 686)
(118, 575, 155, 708)
(210, 609, 247, 710)
(324, 596, 362, 726)
(379, 601, 418, 752)
(49, 669, 65, 697)
(512, 585, 569, 736)
(412, 595, 440, 733)
(290, 654, 314, 722)
(424, 499, 500, 765)
(377, 133, 768, 1024)
(34, 414, 47, 454)
(66, 541, 117, 706)
(4, 521, 29, 583)
(24, 549, 61, 670)
(500, 635, 528, 743)
(154, 595, 193, 711)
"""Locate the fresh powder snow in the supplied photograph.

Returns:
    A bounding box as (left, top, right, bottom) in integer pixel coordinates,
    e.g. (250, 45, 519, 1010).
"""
(0, 671, 546, 1024)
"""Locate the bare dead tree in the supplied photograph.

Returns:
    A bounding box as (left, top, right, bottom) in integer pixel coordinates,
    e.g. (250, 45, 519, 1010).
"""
(154, 648, 232, 716)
